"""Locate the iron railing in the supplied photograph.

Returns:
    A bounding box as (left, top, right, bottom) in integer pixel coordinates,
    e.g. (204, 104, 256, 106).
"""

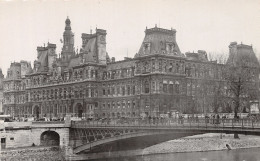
(71, 118, 260, 130)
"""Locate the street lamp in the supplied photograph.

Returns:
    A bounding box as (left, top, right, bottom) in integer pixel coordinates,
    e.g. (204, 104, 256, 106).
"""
(192, 97, 196, 117)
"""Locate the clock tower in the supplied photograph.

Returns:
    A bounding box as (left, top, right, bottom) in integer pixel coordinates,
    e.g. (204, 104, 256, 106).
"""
(61, 17, 75, 63)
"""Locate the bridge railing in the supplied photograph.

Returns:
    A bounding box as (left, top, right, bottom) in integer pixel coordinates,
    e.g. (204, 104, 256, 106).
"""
(71, 118, 260, 129)
(32, 121, 65, 124)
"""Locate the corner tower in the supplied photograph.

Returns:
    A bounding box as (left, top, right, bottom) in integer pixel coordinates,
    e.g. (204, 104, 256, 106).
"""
(61, 17, 75, 63)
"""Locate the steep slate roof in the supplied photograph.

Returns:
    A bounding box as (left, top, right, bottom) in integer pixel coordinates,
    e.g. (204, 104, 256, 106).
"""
(227, 42, 260, 68)
(106, 60, 135, 70)
(82, 37, 97, 63)
(135, 26, 182, 58)
(68, 56, 80, 68)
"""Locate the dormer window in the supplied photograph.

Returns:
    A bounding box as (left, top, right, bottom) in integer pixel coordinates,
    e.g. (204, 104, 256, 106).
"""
(143, 42, 151, 53)
(166, 43, 175, 53)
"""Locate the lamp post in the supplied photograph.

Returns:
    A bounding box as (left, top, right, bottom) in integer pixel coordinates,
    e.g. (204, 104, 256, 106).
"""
(192, 97, 195, 118)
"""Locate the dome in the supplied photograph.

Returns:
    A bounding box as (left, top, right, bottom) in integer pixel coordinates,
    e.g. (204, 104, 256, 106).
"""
(65, 17, 71, 30)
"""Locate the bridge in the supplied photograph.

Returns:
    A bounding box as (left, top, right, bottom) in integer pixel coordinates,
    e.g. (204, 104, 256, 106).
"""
(2, 117, 260, 160)
(69, 118, 260, 155)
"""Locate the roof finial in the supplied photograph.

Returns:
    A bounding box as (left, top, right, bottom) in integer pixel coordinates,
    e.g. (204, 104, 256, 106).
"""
(155, 24, 157, 28)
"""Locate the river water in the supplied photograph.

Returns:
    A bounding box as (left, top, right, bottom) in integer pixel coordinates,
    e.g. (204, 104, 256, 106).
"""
(97, 148, 260, 161)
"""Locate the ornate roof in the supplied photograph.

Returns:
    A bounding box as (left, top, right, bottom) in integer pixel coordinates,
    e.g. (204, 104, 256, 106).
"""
(227, 42, 259, 68)
(135, 26, 182, 58)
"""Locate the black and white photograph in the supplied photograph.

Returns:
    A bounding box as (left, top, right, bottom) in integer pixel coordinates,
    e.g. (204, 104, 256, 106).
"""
(0, 0, 260, 160)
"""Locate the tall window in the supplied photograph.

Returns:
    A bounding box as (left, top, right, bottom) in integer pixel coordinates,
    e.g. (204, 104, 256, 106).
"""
(145, 81, 150, 93)
(175, 81, 180, 94)
(132, 86, 135, 95)
(91, 89, 94, 97)
(169, 84, 173, 93)
(127, 86, 131, 95)
(163, 84, 167, 93)
(112, 87, 115, 95)
(117, 87, 120, 95)
(91, 70, 94, 78)
(122, 86, 125, 96)
(85, 89, 89, 97)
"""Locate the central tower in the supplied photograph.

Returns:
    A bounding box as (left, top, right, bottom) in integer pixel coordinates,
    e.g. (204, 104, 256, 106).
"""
(61, 17, 75, 63)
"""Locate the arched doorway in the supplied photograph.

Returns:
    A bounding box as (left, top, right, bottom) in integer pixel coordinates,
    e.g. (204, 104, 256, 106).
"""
(40, 131, 60, 146)
(33, 105, 40, 118)
(75, 103, 83, 118)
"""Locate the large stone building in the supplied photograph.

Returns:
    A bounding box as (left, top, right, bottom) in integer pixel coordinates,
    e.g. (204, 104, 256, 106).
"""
(2, 18, 259, 119)
(0, 68, 4, 113)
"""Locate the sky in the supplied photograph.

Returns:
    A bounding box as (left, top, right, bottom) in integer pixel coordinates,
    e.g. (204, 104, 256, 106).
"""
(0, 0, 260, 75)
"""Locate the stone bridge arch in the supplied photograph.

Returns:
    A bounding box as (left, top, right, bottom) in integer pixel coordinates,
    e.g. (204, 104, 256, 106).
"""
(40, 130, 60, 146)
(31, 127, 69, 148)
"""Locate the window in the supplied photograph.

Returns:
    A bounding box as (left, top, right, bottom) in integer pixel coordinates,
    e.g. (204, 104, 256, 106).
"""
(85, 89, 89, 97)
(122, 101, 126, 108)
(122, 86, 125, 96)
(117, 87, 120, 95)
(132, 86, 135, 95)
(85, 70, 89, 78)
(127, 86, 130, 95)
(103, 89, 106, 96)
(169, 84, 173, 93)
(112, 102, 115, 108)
(91, 89, 94, 97)
(163, 84, 167, 93)
(145, 81, 150, 93)
(143, 43, 151, 52)
(91, 70, 94, 78)
(169, 63, 173, 72)
(175, 81, 180, 94)
(112, 87, 115, 95)
(128, 101, 130, 108)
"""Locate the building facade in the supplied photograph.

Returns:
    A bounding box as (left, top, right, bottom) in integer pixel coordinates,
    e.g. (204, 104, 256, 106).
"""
(2, 18, 260, 119)
(0, 68, 4, 113)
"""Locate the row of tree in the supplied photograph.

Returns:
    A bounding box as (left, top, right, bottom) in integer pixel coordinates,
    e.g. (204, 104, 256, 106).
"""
(188, 52, 259, 118)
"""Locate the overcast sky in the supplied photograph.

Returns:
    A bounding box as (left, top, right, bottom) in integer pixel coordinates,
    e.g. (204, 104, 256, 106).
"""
(0, 0, 260, 75)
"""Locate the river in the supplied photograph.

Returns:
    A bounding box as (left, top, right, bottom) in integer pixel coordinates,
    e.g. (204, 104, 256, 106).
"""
(95, 148, 260, 161)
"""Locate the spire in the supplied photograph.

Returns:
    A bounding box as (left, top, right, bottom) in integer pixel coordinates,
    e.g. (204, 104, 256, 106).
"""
(65, 16, 71, 30)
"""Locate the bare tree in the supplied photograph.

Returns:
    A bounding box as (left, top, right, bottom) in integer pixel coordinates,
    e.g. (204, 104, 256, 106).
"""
(225, 54, 259, 119)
